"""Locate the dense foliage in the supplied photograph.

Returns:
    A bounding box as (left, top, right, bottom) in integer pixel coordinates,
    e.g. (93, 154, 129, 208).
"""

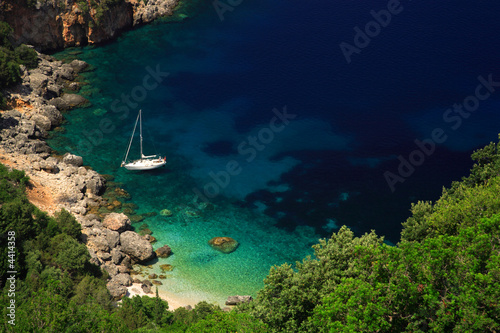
(237, 135, 500, 332)
(0, 162, 266, 332)
(0, 134, 499, 332)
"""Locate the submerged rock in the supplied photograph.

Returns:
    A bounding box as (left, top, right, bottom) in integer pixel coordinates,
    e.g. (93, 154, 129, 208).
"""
(155, 245, 172, 258)
(160, 209, 172, 217)
(159, 264, 173, 272)
(138, 228, 152, 236)
(208, 237, 239, 254)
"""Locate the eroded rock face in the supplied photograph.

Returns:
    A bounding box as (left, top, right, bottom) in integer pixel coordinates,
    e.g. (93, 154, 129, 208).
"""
(208, 237, 239, 254)
(103, 213, 131, 232)
(120, 231, 155, 263)
(0, 0, 179, 52)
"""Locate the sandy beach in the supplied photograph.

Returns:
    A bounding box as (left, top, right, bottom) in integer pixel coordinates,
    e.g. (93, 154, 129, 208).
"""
(125, 283, 215, 310)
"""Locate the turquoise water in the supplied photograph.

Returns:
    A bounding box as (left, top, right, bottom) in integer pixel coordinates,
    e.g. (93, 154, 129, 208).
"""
(48, 1, 322, 304)
(48, 0, 500, 304)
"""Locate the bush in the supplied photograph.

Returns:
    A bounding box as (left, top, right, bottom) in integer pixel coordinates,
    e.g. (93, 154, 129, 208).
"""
(0, 21, 13, 48)
(54, 209, 82, 239)
(14, 44, 38, 69)
(186, 311, 269, 333)
(0, 47, 21, 88)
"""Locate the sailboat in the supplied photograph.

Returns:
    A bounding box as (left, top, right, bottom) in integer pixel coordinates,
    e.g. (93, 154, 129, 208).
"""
(121, 109, 166, 170)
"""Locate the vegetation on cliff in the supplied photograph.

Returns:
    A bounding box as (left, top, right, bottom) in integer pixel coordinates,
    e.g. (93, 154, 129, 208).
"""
(0, 21, 38, 106)
(0, 131, 499, 332)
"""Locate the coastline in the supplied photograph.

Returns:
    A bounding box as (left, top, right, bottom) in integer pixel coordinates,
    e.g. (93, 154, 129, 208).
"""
(0, 22, 222, 311)
(0, 50, 216, 308)
(0, 0, 263, 311)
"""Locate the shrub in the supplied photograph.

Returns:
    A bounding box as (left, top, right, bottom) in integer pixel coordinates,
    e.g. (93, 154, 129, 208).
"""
(14, 44, 38, 69)
(0, 47, 21, 88)
(0, 21, 13, 48)
(54, 209, 82, 239)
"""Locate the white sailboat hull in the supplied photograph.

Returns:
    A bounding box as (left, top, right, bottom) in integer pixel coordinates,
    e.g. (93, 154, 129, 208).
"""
(124, 158, 166, 171)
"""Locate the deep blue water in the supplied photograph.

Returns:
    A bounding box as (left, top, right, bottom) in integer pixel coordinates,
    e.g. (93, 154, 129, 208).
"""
(49, 0, 500, 303)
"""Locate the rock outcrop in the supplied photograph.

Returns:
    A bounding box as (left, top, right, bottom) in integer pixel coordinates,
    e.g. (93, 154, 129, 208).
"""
(0, 0, 179, 52)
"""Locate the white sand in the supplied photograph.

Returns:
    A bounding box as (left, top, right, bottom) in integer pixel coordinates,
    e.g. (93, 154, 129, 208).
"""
(124, 283, 216, 310)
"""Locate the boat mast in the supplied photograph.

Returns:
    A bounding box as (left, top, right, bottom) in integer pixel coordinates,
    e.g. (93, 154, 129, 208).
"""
(122, 110, 140, 166)
(140, 109, 143, 158)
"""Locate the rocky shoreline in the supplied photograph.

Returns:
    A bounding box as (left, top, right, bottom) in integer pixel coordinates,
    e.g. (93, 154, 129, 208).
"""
(0, 50, 253, 307)
(0, 50, 161, 299)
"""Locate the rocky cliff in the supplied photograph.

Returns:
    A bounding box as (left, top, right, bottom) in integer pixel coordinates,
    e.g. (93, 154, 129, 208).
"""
(0, 0, 178, 51)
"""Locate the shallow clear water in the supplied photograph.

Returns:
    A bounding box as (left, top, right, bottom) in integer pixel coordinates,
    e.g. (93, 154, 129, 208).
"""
(48, 0, 500, 304)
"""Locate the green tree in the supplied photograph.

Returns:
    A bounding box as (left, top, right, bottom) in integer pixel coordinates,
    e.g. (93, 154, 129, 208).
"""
(244, 226, 384, 332)
(311, 215, 500, 332)
(187, 311, 269, 333)
(54, 209, 82, 239)
(49, 234, 90, 273)
(0, 21, 13, 48)
(0, 47, 21, 87)
(72, 275, 112, 309)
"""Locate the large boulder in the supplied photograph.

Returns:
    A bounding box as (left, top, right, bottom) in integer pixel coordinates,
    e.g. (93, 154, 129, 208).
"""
(31, 114, 51, 131)
(85, 174, 105, 195)
(103, 213, 131, 232)
(29, 72, 48, 91)
(49, 94, 88, 110)
(69, 59, 89, 73)
(155, 245, 172, 258)
(225, 295, 253, 306)
(62, 93, 88, 107)
(110, 248, 124, 265)
(63, 153, 83, 167)
(107, 280, 127, 300)
(39, 105, 63, 127)
(120, 231, 155, 263)
(87, 235, 110, 252)
(102, 229, 120, 248)
(112, 273, 133, 287)
(208, 237, 239, 254)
